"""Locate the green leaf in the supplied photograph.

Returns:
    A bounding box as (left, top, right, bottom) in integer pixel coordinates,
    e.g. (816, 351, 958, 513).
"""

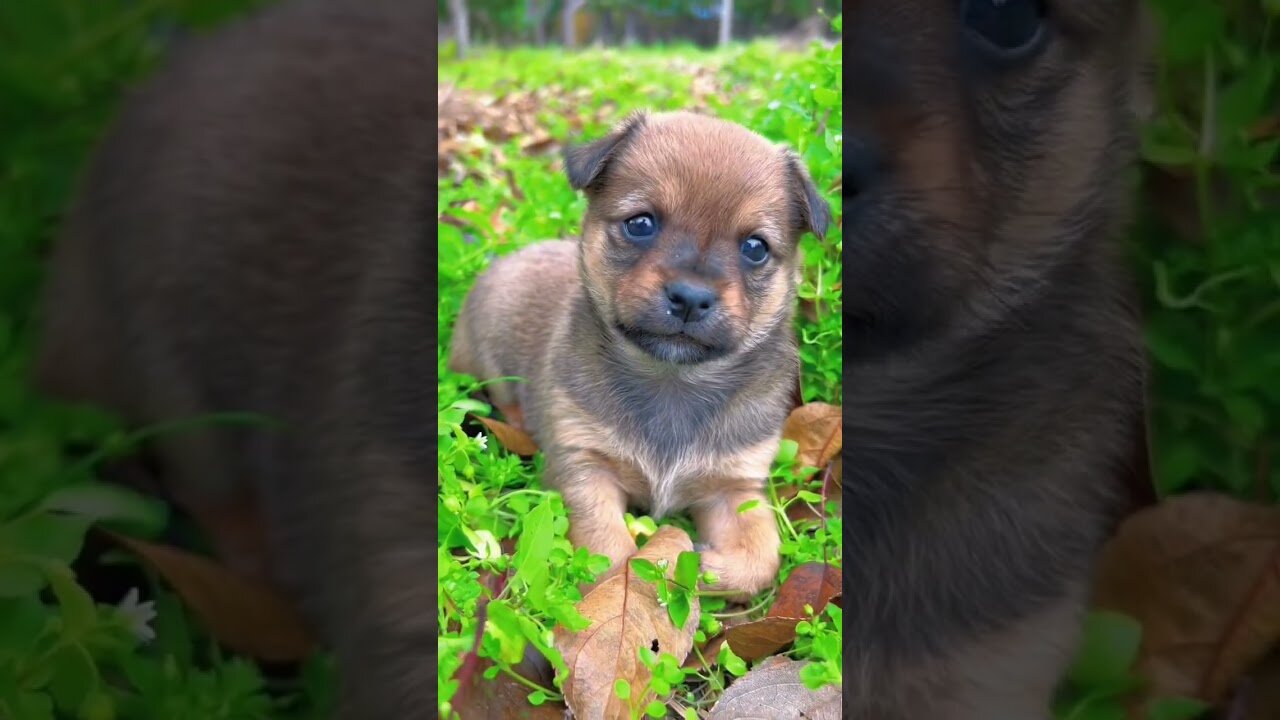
(797, 490, 824, 504)
(528, 690, 549, 706)
(510, 499, 554, 603)
(0, 563, 44, 597)
(0, 595, 51, 656)
(674, 551, 700, 589)
(614, 678, 631, 700)
(46, 569, 97, 637)
(483, 600, 527, 665)
(40, 482, 168, 537)
(1146, 696, 1210, 720)
(1068, 611, 1142, 689)
(775, 439, 799, 466)
(812, 87, 838, 108)
(735, 499, 760, 514)
(47, 644, 96, 713)
(667, 591, 691, 630)
(629, 558, 664, 584)
(0, 513, 90, 564)
(718, 643, 747, 677)
(645, 700, 666, 717)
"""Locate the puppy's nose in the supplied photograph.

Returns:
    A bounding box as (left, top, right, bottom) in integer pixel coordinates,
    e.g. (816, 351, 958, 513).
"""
(847, 134, 886, 197)
(665, 280, 717, 323)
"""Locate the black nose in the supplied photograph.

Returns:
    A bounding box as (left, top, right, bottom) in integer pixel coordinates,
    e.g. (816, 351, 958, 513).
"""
(665, 280, 717, 323)
(846, 133, 886, 198)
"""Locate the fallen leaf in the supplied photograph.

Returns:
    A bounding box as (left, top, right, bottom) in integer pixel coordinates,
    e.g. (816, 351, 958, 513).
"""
(765, 562, 842, 620)
(107, 532, 312, 662)
(477, 416, 539, 456)
(707, 657, 841, 719)
(782, 403, 842, 470)
(1231, 649, 1280, 720)
(554, 526, 700, 720)
(722, 563, 842, 661)
(453, 657, 564, 720)
(1091, 493, 1280, 711)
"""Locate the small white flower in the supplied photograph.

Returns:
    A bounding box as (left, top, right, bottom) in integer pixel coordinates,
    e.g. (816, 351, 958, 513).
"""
(473, 432, 488, 450)
(767, 100, 781, 110)
(116, 588, 156, 644)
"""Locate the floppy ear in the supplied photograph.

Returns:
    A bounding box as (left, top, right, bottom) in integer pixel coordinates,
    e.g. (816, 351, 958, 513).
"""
(784, 151, 832, 239)
(564, 111, 648, 192)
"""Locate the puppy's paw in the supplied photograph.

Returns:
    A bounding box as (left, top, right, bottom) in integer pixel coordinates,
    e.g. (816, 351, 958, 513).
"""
(698, 546, 780, 601)
(571, 525, 638, 571)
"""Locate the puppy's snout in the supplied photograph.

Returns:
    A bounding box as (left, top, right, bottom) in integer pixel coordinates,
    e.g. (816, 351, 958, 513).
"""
(664, 280, 717, 323)
(847, 133, 887, 197)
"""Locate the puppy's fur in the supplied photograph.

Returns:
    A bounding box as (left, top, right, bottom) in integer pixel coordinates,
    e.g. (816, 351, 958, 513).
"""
(34, 0, 435, 716)
(841, 1, 1155, 717)
(450, 111, 831, 597)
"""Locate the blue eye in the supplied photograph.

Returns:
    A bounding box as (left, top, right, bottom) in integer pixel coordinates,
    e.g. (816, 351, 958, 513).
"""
(622, 213, 658, 243)
(740, 236, 769, 265)
(963, 0, 1047, 58)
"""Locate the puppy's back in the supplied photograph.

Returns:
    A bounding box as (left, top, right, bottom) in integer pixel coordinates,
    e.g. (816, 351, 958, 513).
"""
(36, 0, 432, 419)
(449, 240, 580, 420)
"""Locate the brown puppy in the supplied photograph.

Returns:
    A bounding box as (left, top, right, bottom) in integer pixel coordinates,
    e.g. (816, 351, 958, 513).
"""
(841, 0, 1154, 718)
(34, 0, 436, 717)
(449, 111, 831, 597)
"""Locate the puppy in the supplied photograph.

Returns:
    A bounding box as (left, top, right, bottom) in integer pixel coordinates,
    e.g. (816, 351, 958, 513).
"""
(449, 110, 831, 597)
(33, 0, 437, 716)
(841, 1, 1154, 718)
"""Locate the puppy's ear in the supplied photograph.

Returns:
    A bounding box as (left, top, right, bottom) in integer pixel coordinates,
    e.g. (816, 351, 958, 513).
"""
(564, 111, 647, 191)
(784, 151, 831, 239)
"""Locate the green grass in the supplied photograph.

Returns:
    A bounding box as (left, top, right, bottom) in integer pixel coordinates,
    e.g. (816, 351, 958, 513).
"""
(437, 32, 844, 718)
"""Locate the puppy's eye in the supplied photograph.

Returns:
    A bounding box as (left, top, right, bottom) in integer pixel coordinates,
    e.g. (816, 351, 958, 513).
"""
(740, 236, 769, 265)
(621, 213, 658, 243)
(962, 0, 1047, 58)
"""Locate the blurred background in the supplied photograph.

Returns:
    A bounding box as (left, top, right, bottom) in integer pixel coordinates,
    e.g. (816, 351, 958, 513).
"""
(437, 0, 840, 53)
(0, 0, 1276, 719)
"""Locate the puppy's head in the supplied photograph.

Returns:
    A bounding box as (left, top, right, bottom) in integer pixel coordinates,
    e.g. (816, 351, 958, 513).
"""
(565, 111, 830, 365)
(845, 0, 1156, 356)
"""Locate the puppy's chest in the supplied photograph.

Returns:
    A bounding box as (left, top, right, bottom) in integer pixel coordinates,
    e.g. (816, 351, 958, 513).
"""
(558, 382, 782, 517)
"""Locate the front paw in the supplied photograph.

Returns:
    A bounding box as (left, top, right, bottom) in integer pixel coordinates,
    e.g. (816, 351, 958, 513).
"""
(699, 546, 780, 600)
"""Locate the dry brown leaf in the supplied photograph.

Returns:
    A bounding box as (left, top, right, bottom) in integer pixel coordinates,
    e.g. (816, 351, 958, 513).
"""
(766, 562, 843, 620)
(1092, 493, 1280, 709)
(476, 416, 539, 456)
(108, 532, 312, 662)
(782, 403, 842, 470)
(1232, 649, 1280, 720)
(722, 563, 843, 661)
(453, 658, 564, 720)
(707, 657, 841, 720)
(555, 526, 700, 720)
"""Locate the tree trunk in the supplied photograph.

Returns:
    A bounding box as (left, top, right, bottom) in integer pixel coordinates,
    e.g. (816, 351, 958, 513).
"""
(623, 10, 638, 46)
(718, 0, 733, 46)
(597, 8, 614, 47)
(449, 0, 470, 58)
(526, 0, 546, 46)
(562, 0, 585, 48)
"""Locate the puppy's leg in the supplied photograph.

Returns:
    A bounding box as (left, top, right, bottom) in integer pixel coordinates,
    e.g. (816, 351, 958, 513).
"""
(923, 582, 1086, 720)
(693, 487, 781, 598)
(549, 450, 638, 570)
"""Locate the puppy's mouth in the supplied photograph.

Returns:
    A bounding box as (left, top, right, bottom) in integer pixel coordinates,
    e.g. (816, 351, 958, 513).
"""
(615, 323, 730, 365)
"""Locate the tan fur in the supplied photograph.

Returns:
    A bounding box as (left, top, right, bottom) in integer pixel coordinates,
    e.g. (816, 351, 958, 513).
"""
(450, 112, 830, 599)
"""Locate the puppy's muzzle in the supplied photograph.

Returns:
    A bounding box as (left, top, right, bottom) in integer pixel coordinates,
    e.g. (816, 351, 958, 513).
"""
(664, 279, 717, 324)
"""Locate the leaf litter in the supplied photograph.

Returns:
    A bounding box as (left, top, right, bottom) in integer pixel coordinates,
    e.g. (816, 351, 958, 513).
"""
(554, 526, 700, 720)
